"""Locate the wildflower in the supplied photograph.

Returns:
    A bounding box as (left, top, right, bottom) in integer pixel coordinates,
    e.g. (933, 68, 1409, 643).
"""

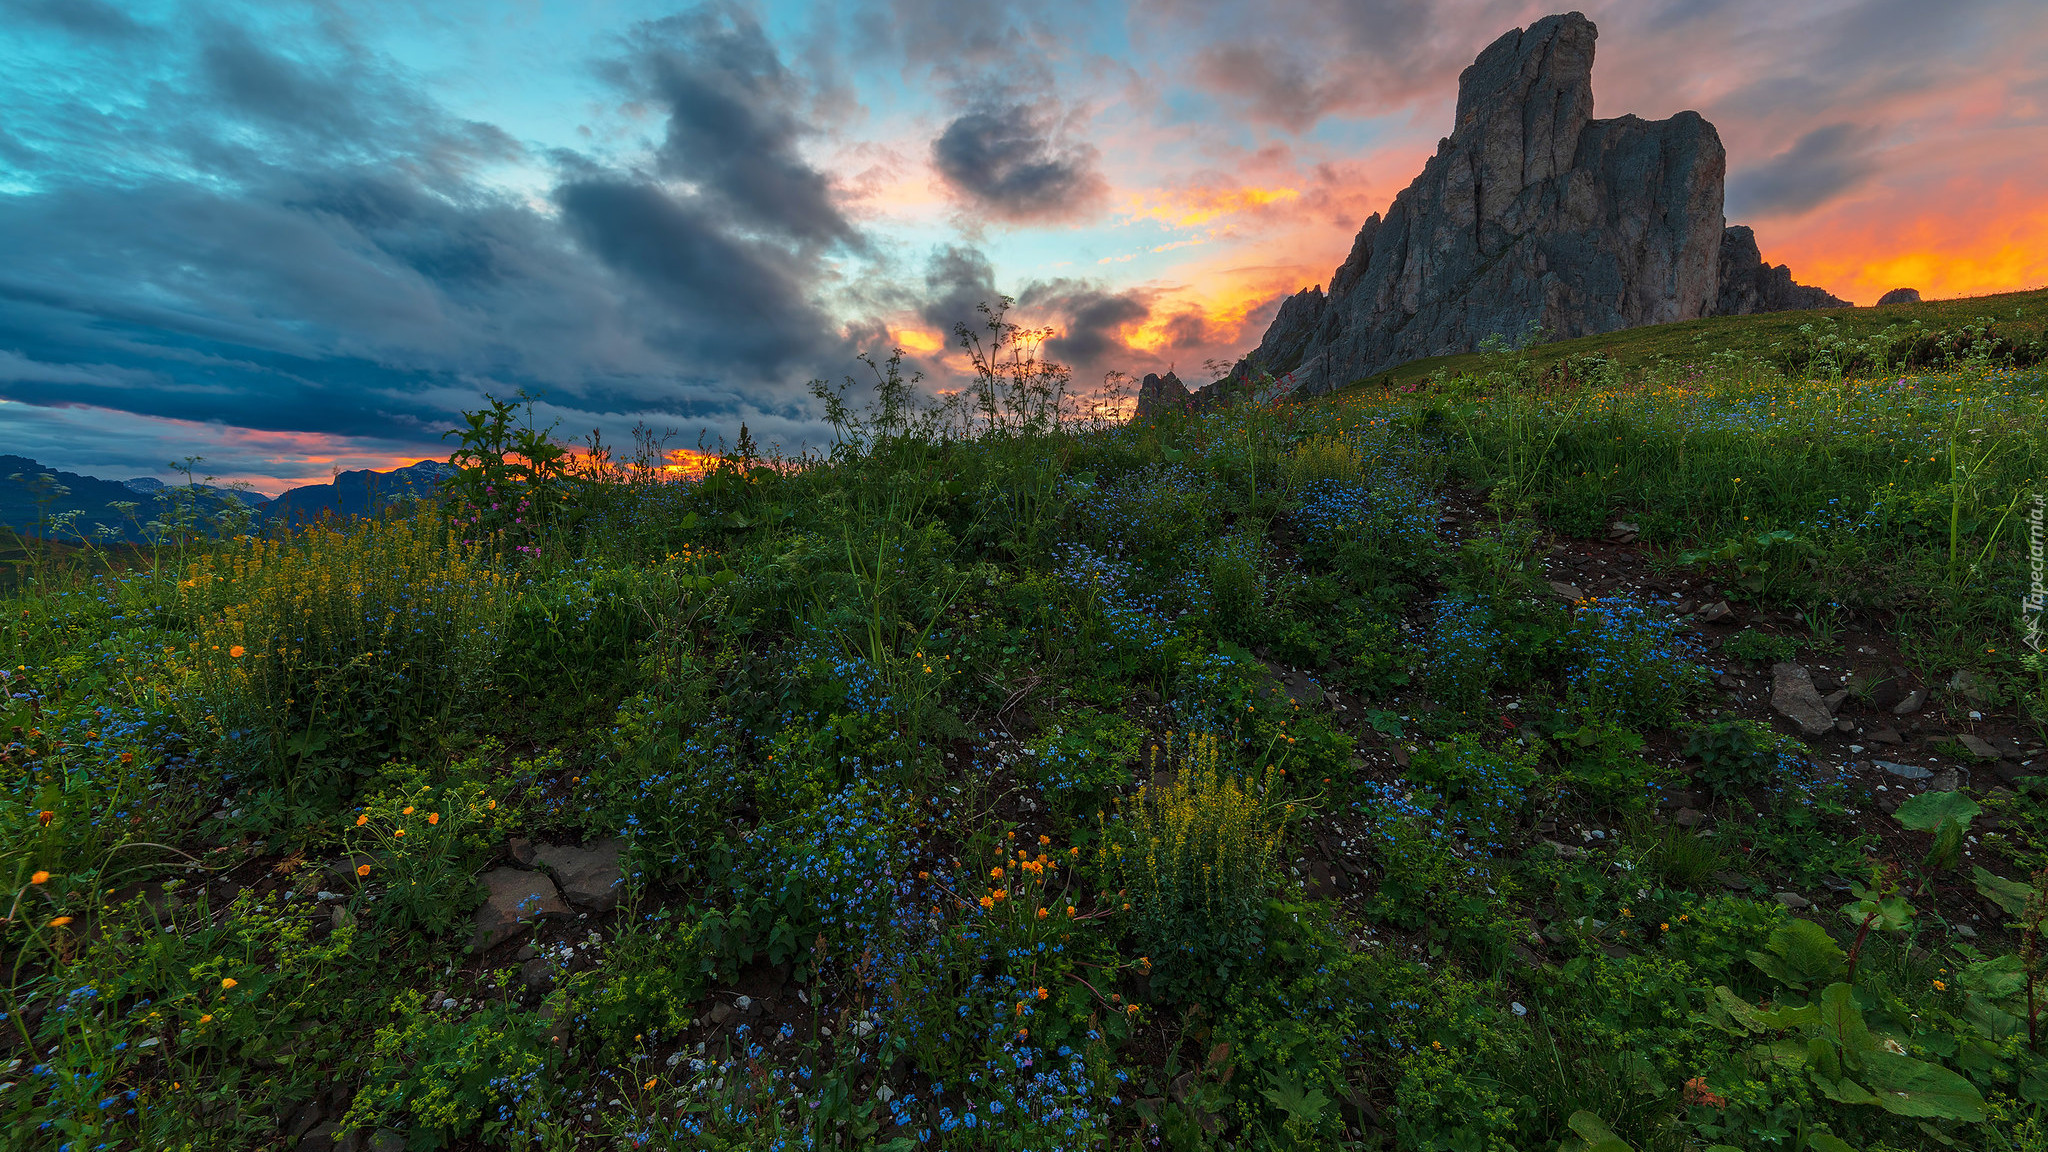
(992, 889, 1007, 901)
(119, 752, 133, 765)
(38, 810, 54, 827)
(1660, 923, 1669, 932)
(402, 806, 414, 816)
(1036, 907, 1048, 920)
(1036, 987, 1048, 1000)
(1682, 1077, 1727, 1108)
(30, 870, 49, 885)
(48, 916, 73, 928)
(979, 896, 994, 910)
(427, 813, 440, 825)
(990, 867, 1004, 879)
(1065, 905, 1077, 918)
(355, 815, 368, 827)
(1933, 980, 1947, 991)
(220, 978, 237, 990)
(393, 829, 405, 838)
(1038, 835, 1050, 846)
(356, 864, 372, 878)
(644, 1078, 658, 1090)
(228, 645, 245, 658)
(197, 1015, 212, 1025)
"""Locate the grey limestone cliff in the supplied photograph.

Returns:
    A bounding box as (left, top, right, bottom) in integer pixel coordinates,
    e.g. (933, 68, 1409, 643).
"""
(1234, 12, 1847, 398)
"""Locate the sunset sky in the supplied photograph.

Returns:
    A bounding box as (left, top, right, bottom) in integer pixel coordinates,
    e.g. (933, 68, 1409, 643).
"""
(2, 0, 2045, 494)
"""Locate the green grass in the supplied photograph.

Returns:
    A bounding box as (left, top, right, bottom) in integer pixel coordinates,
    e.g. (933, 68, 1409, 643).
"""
(1352, 286, 2048, 392)
(2, 301, 2046, 1151)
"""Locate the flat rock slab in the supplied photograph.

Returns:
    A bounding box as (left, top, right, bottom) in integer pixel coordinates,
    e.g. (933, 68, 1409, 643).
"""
(1770, 663, 1835, 736)
(534, 840, 627, 912)
(1875, 760, 1933, 781)
(472, 868, 571, 952)
(1956, 735, 2003, 761)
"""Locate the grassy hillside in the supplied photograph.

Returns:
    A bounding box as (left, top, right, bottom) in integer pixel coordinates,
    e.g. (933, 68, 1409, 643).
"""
(1353, 286, 2048, 391)
(3, 323, 2046, 1151)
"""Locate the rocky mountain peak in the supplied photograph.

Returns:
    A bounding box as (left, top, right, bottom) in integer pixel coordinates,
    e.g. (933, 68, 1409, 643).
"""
(1224, 12, 1848, 400)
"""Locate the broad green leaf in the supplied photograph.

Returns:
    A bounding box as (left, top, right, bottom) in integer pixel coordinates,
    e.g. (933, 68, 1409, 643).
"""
(1958, 953, 2027, 1000)
(1813, 1074, 1880, 1107)
(1856, 1049, 1987, 1121)
(1892, 790, 1981, 833)
(1750, 919, 1847, 990)
(1807, 1134, 1859, 1152)
(1562, 1111, 1635, 1152)
(1816, 983, 1873, 1053)
(1971, 866, 2034, 918)
(1923, 818, 1964, 871)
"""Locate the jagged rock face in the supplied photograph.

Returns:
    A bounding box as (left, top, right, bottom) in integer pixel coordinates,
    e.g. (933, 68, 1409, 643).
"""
(1235, 11, 1847, 397)
(1877, 287, 1922, 306)
(1716, 226, 1850, 315)
(1133, 370, 1189, 417)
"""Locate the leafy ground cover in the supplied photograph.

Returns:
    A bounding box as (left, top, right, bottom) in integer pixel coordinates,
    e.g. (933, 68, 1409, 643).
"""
(4, 305, 2048, 1151)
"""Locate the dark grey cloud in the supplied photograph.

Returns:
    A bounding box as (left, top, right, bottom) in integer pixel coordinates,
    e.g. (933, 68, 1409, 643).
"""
(616, 5, 857, 246)
(1727, 122, 1881, 217)
(1, 0, 145, 39)
(1020, 281, 1153, 366)
(932, 103, 1108, 223)
(556, 179, 836, 377)
(919, 245, 1000, 337)
(0, 2, 867, 482)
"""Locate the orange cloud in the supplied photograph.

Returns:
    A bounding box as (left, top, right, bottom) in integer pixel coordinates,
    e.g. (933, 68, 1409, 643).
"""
(1122, 184, 1300, 229)
(1763, 175, 2048, 305)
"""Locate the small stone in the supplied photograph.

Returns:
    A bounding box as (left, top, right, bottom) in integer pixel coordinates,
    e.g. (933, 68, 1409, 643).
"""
(369, 1131, 406, 1152)
(1549, 581, 1585, 602)
(708, 1003, 735, 1026)
(1695, 601, 1733, 624)
(1866, 727, 1903, 745)
(514, 944, 537, 962)
(1717, 674, 1741, 690)
(1673, 808, 1706, 828)
(734, 995, 753, 1012)
(1772, 892, 1811, 910)
(298, 1123, 350, 1151)
(519, 958, 552, 991)
(505, 836, 538, 868)
(1672, 599, 1696, 615)
(1834, 718, 1856, 734)
(1948, 669, 1991, 704)
(286, 1105, 327, 1141)
(1876, 760, 1933, 781)
(1892, 688, 1926, 716)
(1929, 770, 1960, 793)
(1771, 663, 1836, 736)
(1953, 923, 1978, 939)
(1823, 689, 1850, 713)
(1543, 840, 1586, 860)
(534, 839, 627, 912)
(1714, 871, 1752, 891)
(471, 868, 571, 952)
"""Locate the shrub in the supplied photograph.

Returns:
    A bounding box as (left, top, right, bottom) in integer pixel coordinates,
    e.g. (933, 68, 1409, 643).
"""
(344, 760, 517, 935)
(1099, 734, 1289, 992)
(1283, 433, 1363, 491)
(177, 507, 514, 798)
(1682, 718, 1801, 795)
(1564, 597, 1701, 728)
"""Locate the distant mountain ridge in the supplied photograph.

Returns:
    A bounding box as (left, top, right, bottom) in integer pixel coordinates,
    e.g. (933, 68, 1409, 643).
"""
(265, 461, 457, 526)
(0, 457, 457, 543)
(1155, 11, 1850, 411)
